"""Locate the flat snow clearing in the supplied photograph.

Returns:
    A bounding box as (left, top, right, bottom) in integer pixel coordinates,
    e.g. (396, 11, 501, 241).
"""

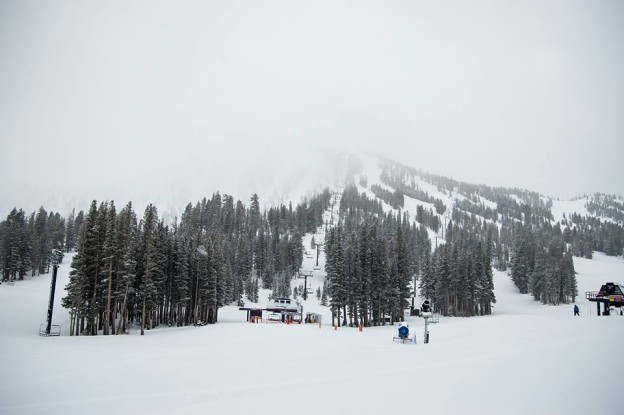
(1, 253, 623, 415)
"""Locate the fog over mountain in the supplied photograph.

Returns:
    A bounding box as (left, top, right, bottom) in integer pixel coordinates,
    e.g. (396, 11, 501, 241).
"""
(1, 0, 623, 217)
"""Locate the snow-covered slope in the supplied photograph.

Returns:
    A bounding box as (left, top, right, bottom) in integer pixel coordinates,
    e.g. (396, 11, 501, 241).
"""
(551, 198, 590, 224)
(3, 151, 619, 232)
(1, 249, 624, 415)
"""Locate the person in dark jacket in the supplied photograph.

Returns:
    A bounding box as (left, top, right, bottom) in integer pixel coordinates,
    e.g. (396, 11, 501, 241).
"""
(574, 304, 580, 316)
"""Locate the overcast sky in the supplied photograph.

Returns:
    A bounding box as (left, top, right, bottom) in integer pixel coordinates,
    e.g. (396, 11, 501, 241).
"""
(1, 0, 623, 216)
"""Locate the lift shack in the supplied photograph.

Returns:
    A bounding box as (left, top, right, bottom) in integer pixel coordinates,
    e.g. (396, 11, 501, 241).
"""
(585, 282, 624, 316)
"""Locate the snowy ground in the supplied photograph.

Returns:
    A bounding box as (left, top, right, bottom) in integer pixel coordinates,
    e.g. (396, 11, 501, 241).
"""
(1, 252, 623, 415)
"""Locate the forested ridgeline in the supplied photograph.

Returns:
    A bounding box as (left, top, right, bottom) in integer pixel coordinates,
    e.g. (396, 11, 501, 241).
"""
(2, 157, 622, 331)
(376, 159, 623, 260)
(583, 193, 624, 224)
(360, 159, 623, 307)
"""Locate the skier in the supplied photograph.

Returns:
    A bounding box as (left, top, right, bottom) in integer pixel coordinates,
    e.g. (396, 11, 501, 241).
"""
(574, 304, 580, 316)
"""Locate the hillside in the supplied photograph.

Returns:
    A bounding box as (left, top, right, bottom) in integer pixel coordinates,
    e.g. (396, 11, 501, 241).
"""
(2, 152, 623, 323)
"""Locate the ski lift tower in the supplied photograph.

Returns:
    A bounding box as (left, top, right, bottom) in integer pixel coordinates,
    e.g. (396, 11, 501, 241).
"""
(314, 242, 324, 270)
(298, 270, 313, 300)
(39, 249, 63, 336)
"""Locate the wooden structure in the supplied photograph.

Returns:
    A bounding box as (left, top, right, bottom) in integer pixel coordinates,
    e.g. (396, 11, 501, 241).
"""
(585, 282, 624, 316)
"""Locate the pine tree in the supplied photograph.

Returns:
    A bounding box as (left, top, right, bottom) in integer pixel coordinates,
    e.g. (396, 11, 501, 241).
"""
(139, 204, 160, 335)
(372, 234, 389, 325)
(563, 251, 578, 303)
(393, 220, 411, 321)
(433, 244, 451, 315)
(510, 229, 534, 294)
(321, 280, 328, 306)
(326, 227, 346, 326)
(1, 209, 29, 281)
(249, 193, 261, 237)
(115, 203, 138, 334)
(63, 200, 102, 335)
(32, 206, 49, 275)
(65, 209, 76, 253)
(529, 248, 547, 302)
(101, 201, 117, 335)
(170, 236, 190, 326)
(357, 224, 372, 326)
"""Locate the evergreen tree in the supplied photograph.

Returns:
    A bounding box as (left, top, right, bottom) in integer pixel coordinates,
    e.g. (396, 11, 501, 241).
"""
(101, 201, 117, 335)
(1, 209, 30, 281)
(138, 204, 160, 335)
(115, 203, 138, 334)
(510, 229, 534, 294)
(63, 201, 102, 335)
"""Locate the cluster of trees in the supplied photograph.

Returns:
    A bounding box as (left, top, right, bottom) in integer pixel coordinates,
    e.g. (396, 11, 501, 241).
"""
(585, 194, 624, 224)
(60, 190, 331, 336)
(561, 214, 624, 258)
(374, 158, 584, 308)
(510, 225, 577, 305)
(325, 182, 498, 321)
(370, 184, 404, 209)
(415, 205, 442, 234)
(379, 162, 446, 215)
(338, 185, 385, 220)
(419, 239, 495, 316)
(379, 157, 557, 224)
(445, 202, 579, 306)
(0, 207, 72, 281)
(324, 213, 431, 327)
(454, 198, 498, 222)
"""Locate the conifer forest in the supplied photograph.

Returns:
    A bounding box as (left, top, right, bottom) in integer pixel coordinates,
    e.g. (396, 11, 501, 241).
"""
(1, 158, 623, 335)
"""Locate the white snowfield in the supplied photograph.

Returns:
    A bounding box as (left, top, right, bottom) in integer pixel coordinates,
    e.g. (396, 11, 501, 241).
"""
(1, 252, 623, 415)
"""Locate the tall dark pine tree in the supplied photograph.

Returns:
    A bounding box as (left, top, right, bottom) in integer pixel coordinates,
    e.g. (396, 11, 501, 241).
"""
(101, 201, 117, 335)
(115, 202, 138, 335)
(65, 209, 77, 253)
(1, 209, 29, 281)
(511, 229, 534, 294)
(63, 201, 103, 336)
(249, 193, 261, 237)
(139, 204, 160, 335)
(326, 227, 346, 326)
(393, 220, 411, 322)
(169, 235, 190, 326)
(529, 248, 548, 302)
(371, 234, 389, 325)
(32, 206, 49, 275)
(357, 225, 372, 326)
